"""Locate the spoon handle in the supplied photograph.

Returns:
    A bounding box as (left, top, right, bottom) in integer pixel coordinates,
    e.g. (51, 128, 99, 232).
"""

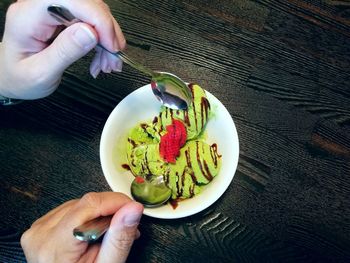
(73, 216, 113, 242)
(115, 50, 156, 77)
(47, 4, 156, 77)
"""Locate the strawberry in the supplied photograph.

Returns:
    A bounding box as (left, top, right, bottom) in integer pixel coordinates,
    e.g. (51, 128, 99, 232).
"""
(135, 176, 145, 184)
(159, 119, 187, 163)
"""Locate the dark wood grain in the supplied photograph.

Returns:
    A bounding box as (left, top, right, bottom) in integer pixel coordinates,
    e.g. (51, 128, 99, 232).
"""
(1, 0, 350, 262)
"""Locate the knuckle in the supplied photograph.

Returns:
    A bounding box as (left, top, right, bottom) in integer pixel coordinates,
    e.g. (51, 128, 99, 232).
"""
(119, 37, 127, 50)
(20, 229, 31, 248)
(111, 233, 135, 251)
(80, 192, 100, 208)
(96, 0, 110, 12)
(6, 3, 19, 18)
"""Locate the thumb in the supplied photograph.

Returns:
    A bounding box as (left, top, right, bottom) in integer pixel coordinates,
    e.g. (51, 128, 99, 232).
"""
(39, 23, 97, 74)
(96, 202, 143, 263)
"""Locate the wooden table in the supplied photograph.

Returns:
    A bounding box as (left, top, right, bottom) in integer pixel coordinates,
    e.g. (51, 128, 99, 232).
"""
(1, 0, 350, 262)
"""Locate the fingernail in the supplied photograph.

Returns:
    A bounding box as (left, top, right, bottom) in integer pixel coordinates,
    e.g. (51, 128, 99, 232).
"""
(123, 212, 142, 227)
(91, 66, 101, 79)
(113, 59, 123, 73)
(73, 25, 97, 50)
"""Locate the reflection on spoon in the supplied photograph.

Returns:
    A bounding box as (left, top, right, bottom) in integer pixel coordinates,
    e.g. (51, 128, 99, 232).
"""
(130, 175, 172, 207)
(73, 215, 112, 242)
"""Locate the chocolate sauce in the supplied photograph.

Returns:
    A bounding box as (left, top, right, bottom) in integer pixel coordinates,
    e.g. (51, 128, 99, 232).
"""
(130, 149, 136, 167)
(201, 97, 210, 128)
(152, 116, 158, 124)
(185, 149, 192, 168)
(140, 123, 148, 132)
(180, 170, 187, 197)
(189, 171, 197, 184)
(121, 164, 131, 171)
(165, 171, 170, 184)
(176, 172, 181, 197)
(189, 183, 195, 197)
(189, 83, 195, 96)
(210, 143, 221, 166)
(192, 88, 199, 132)
(183, 110, 190, 126)
(196, 141, 213, 181)
(128, 138, 136, 148)
(144, 146, 150, 174)
(203, 160, 213, 181)
(170, 199, 179, 209)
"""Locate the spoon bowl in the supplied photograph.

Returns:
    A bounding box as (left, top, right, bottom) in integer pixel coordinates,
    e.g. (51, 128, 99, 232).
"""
(47, 4, 193, 110)
(151, 72, 191, 110)
(130, 175, 172, 207)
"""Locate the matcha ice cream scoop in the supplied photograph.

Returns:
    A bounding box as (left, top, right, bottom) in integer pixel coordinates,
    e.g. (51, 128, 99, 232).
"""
(124, 83, 221, 204)
(158, 84, 210, 140)
(166, 140, 221, 199)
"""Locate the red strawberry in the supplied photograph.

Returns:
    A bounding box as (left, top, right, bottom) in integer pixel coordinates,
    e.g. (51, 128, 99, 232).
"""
(135, 176, 145, 184)
(159, 119, 187, 163)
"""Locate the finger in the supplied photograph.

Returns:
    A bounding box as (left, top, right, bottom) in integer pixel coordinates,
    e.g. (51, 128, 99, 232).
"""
(101, 50, 110, 73)
(110, 18, 125, 72)
(96, 201, 144, 263)
(32, 22, 97, 77)
(135, 229, 141, 240)
(56, 192, 133, 249)
(90, 47, 102, 78)
(107, 51, 123, 73)
(64, 1, 124, 52)
(112, 15, 126, 51)
(78, 243, 101, 262)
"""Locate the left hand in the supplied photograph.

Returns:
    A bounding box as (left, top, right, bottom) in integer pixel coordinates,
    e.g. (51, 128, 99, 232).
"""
(0, 0, 125, 100)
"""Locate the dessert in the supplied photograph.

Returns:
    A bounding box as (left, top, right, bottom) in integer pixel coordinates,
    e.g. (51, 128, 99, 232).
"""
(125, 84, 221, 204)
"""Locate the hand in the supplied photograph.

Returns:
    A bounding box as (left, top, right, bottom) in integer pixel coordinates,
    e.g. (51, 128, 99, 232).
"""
(21, 192, 144, 263)
(0, 0, 125, 100)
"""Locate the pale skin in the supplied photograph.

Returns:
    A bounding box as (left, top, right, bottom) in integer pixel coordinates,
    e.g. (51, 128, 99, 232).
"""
(0, 0, 125, 99)
(21, 192, 144, 263)
(0, 1, 144, 262)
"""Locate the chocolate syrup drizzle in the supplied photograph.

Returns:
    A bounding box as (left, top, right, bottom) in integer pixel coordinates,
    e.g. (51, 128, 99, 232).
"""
(196, 141, 213, 182)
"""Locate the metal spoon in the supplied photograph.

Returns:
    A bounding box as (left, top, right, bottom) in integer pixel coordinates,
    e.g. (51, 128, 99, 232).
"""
(73, 215, 112, 242)
(47, 4, 192, 110)
(73, 175, 171, 242)
(130, 175, 172, 207)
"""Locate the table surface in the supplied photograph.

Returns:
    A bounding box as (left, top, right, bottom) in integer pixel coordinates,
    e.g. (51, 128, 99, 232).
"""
(1, 0, 350, 262)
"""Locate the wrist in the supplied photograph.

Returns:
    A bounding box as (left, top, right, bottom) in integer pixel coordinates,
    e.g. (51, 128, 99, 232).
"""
(0, 42, 23, 105)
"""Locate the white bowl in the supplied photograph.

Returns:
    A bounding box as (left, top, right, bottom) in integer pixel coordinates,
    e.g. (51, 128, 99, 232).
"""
(100, 84, 239, 219)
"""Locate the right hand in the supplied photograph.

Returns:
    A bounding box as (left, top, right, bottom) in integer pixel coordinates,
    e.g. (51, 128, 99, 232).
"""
(21, 192, 144, 263)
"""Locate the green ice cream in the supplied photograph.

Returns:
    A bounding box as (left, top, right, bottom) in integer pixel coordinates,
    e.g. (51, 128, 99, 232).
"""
(125, 84, 221, 202)
(166, 141, 221, 199)
(158, 84, 210, 139)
